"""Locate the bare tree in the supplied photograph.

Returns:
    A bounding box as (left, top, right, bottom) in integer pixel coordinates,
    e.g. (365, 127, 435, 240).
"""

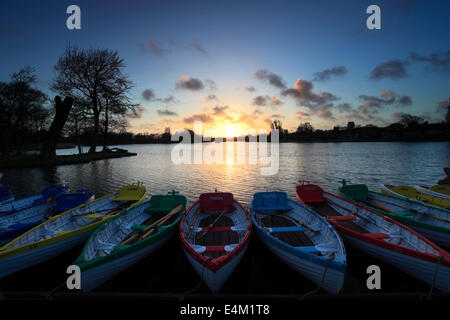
(0, 67, 48, 154)
(52, 46, 135, 153)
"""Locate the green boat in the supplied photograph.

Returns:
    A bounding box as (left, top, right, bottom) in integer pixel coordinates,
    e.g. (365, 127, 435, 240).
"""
(338, 180, 450, 248)
(76, 191, 187, 291)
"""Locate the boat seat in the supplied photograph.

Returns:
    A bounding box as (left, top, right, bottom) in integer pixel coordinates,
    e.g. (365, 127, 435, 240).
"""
(296, 246, 321, 254)
(192, 244, 238, 253)
(83, 214, 105, 219)
(131, 224, 148, 231)
(95, 239, 116, 251)
(328, 215, 356, 222)
(113, 244, 131, 251)
(195, 224, 247, 233)
(268, 226, 306, 233)
(397, 210, 416, 217)
(252, 192, 292, 212)
(366, 233, 390, 240)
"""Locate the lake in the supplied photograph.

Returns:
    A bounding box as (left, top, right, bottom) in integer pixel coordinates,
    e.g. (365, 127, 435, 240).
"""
(1, 142, 449, 296)
(3, 142, 449, 204)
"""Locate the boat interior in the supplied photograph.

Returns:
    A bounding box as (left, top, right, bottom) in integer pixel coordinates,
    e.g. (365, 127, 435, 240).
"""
(297, 184, 440, 255)
(340, 183, 449, 229)
(4, 195, 131, 250)
(82, 195, 186, 260)
(252, 192, 344, 259)
(183, 193, 249, 259)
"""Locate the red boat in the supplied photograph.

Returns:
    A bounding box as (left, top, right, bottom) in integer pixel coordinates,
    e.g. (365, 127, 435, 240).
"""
(179, 192, 252, 293)
(296, 183, 450, 292)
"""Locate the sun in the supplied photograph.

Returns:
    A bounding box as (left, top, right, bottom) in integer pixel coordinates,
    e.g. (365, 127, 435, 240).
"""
(225, 124, 243, 138)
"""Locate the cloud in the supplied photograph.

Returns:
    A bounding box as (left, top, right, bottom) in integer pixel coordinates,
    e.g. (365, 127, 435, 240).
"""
(296, 111, 311, 119)
(380, 90, 397, 99)
(128, 106, 147, 119)
(245, 86, 256, 92)
(187, 39, 207, 54)
(398, 95, 413, 107)
(437, 99, 449, 113)
(270, 96, 284, 106)
(205, 80, 217, 91)
(410, 51, 450, 71)
(271, 113, 284, 118)
(357, 90, 412, 114)
(312, 66, 348, 82)
(253, 69, 287, 89)
(212, 105, 230, 117)
(155, 95, 177, 104)
(369, 59, 408, 80)
(140, 39, 169, 57)
(157, 108, 178, 116)
(281, 78, 338, 119)
(142, 90, 177, 104)
(252, 96, 268, 106)
(336, 103, 352, 113)
(252, 95, 284, 107)
(202, 94, 218, 103)
(142, 89, 156, 101)
(176, 76, 204, 91)
(183, 113, 214, 123)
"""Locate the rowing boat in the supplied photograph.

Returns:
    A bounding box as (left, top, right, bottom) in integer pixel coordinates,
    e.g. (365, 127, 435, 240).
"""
(251, 191, 346, 294)
(296, 183, 450, 292)
(0, 184, 69, 214)
(381, 184, 450, 210)
(0, 186, 14, 205)
(0, 183, 147, 278)
(180, 192, 251, 293)
(338, 181, 450, 248)
(415, 185, 450, 201)
(0, 189, 94, 245)
(76, 191, 186, 291)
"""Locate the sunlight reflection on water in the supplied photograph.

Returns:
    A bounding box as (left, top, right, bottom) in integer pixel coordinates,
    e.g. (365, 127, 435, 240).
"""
(2, 142, 449, 207)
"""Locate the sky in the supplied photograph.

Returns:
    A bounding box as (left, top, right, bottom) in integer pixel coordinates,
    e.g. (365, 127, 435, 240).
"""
(1, 0, 449, 136)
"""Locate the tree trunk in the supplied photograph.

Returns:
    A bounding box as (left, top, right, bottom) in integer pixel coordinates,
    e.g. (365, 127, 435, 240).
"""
(89, 112, 100, 154)
(74, 117, 82, 155)
(39, 96, 73, 159)
(102, 103, 109, 152)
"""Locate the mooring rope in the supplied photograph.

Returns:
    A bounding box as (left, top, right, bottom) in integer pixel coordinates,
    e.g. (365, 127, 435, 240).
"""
(425, 255, 442, 299)
(299, 253, 335, 300)
(180, 256, 212, 299)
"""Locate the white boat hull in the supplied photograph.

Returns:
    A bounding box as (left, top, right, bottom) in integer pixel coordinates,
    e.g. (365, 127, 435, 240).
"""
(342, 234, 450, 292)
(256, 229, 345, 294)
(183, 243, 249, 293)
(0, 232, 90, 278)
(80, 231, 174, 292)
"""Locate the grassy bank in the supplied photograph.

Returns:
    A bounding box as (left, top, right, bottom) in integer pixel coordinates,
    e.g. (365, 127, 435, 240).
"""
(0, 150, 137, 169)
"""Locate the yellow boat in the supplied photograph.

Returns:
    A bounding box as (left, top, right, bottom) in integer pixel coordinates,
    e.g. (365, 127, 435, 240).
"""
(0, 182, 147, 278)
(415, 184, 450, 199)
(381, 184, 450, 210)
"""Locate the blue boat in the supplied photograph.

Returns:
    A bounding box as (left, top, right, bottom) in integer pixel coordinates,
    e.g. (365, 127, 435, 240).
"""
(0, 188, 94, 245)
(250, 191, 347, 294)
(0, 184, 69, 215)
(0, 186, 14, 205)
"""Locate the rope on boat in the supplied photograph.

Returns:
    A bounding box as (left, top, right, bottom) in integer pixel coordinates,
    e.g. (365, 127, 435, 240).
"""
(299, 253, 335, 300)
(422, 255, 442, 299)
(179, 257, 212, 300)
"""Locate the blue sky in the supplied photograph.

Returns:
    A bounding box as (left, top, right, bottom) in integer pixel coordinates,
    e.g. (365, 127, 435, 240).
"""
(1, 0, 449, 135)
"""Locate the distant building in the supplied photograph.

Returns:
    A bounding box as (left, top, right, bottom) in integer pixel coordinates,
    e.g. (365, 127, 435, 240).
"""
(347, 121, 355, 130)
